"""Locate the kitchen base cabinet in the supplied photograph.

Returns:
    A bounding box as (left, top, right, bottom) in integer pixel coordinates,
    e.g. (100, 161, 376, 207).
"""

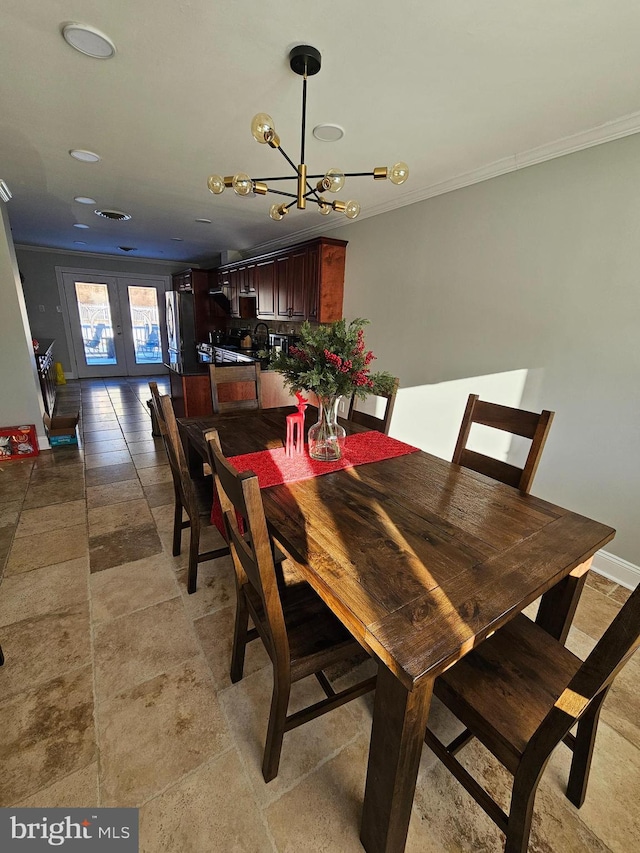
(168, 369, 213, 418)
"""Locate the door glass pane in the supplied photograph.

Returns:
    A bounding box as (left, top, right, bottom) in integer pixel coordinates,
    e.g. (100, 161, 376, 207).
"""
(128, 286, 162, 365)
(75, 282, 117, 366)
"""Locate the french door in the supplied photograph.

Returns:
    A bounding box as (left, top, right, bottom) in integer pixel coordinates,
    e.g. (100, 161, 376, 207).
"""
(59, 269, 169, 377)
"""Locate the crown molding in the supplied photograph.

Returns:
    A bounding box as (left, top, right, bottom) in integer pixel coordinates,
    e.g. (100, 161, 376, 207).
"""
(249, 110, 640, 256)
(14, 243, 192, 267)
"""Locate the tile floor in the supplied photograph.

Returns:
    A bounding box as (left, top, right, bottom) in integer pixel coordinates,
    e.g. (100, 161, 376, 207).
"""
(0, 375, 638, 851)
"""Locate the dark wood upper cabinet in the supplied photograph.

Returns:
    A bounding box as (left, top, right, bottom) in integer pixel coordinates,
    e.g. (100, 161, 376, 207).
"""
(171, 268, 216, 341)
(215, 237, 347, 324)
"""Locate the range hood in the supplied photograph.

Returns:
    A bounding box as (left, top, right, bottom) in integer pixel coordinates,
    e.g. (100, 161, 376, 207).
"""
(209, 289, 231, 314)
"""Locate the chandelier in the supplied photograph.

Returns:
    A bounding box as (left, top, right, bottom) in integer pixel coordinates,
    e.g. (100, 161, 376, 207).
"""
(206, 45, 408, 222)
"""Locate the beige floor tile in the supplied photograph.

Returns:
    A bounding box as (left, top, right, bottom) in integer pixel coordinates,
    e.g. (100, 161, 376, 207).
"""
(0, 602, 91, 699)
(131, 452, 168, 470)
(22, 479, 85, 509)
(139, 749, 273, 853)
(93, 596, 201, 701)
(0, 556, 88, 626)
(544, 721, 640, 852)
(98, 657, 230, 807)
(142, 481, 174, 508)
(85, 462, 137, 487)
(137, 466, 173, 486)
(609, 585, 632, 605)
(90, 553, 179, 623)
(89, 522, 162, 573)
(127, 440, 164, 456)
(86, 478, 144, 508)
(265, 735, 441, 853)
(572, 584, 622, 640)
(28, 464, 84, 486)
(85, 450, 133, 469)
(88, 498, 153, 537)
(14, 762, 99, 808)
(15, 500, 86, 538)
(5, 522, 88, 575)
(177, 555, 236, 620)
(194, 603, 271, 690)
(0, 501, 22, 526)
(0, 666, 96, 806)
(82, 429, 124, 444)
(123, 430, 158, 444)
(586, 571, 618, 596)
(218, 665, 362, 806)
(413, 736, 611, 853)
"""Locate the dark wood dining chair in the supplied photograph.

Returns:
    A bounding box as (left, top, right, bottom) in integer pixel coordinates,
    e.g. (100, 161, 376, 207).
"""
(0, 644, 4, 665)
(209, 363, 262, 414)
(452, 394, 554, 493)
(206, 428, 376, 782)
(153, 392, 229, 594)
(424, 583, 640, 853)
(347, 376, 399, 435)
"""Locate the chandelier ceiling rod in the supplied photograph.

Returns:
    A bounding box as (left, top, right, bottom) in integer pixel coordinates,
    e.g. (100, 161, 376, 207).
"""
(206, 45, 409, 222)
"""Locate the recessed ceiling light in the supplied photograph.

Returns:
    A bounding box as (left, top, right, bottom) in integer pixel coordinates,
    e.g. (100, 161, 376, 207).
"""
(94, 209, 131, 221)
(74, 240, 87, 245)
(313, 123, 345, 142)
(73, 223, 90, 229)
(171, 237, 184, 241)
(74, 195, 96, 204)
(62, 23, 116, 59)
(69, 149, 101, 163)
(195, 218, 212, 224)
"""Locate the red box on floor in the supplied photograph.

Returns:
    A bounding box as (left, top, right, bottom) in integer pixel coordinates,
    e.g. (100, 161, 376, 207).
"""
(0, 424, 39, 460)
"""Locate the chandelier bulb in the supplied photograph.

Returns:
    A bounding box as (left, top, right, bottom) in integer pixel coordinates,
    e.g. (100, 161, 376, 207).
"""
(318, 197, 331, 215)
(269, 203, 289, 220)
(324, 168, 345, 193)
(389, 162, 409, 185)
(207, 175, 225, 195)
(345, 200, 361, 219)
(232, 173, 253, 196)
(251, 113, 276, 144)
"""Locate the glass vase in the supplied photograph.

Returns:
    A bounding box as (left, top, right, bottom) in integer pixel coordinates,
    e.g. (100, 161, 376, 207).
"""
(308, 395, 346, 462)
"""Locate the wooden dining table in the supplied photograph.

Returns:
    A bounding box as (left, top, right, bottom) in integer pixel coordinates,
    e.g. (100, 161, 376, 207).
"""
(178, 407, 615, 853)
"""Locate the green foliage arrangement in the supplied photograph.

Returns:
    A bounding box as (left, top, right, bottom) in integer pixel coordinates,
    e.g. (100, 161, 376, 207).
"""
(270, 319, 395, 399)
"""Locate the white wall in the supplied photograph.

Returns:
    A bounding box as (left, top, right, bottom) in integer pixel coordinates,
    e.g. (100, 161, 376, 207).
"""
(16, 248, 188, 373)
(329, 133, 640, 569)
(0, 205, 47, 444)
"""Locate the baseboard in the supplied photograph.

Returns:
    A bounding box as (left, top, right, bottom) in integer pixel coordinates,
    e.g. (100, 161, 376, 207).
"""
(591, 549, 640, 590)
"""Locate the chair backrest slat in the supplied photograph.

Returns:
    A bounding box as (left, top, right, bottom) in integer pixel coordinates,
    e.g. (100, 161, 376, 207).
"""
(206, 429, 289, 663)
(210, 363, 262, 414)
(531, 583, 640, 758)
(347, 377, 399, 436)
(452, 393, 554, 494)
(159, 394, 199, 519)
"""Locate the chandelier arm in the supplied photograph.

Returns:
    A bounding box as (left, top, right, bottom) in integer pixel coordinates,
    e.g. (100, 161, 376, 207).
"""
(266, 189, 298, 199)
(253, 176, 300, 182)
(343, 171, 377, 177)
(276, 145, 300, 174)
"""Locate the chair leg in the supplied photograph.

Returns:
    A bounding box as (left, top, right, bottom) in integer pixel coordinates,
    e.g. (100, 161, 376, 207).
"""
(187, 519, 200, 595)
(566, 691, 608, 808)
(262, 668, 291, 783)
(230, 588, 250, 683)
(0, 644, 4, 666)
(504, 768, 542, 853)
(172, 490, 184, 557)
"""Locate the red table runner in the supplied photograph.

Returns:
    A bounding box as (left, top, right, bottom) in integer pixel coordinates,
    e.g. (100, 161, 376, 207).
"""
(211, 430, 420, 533)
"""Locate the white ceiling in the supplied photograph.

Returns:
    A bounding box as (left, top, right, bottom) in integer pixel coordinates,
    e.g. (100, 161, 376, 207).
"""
(2, 0, 640, 265)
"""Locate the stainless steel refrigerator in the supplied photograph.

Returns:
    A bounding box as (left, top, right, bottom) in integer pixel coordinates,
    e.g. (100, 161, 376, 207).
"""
(165, 290, 199, 371)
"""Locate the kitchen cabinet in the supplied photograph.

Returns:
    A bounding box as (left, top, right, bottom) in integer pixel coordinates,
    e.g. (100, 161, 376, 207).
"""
(215, 237, 347, 324)
(168, 368, 213, 418)
(172, 268, 221, 340)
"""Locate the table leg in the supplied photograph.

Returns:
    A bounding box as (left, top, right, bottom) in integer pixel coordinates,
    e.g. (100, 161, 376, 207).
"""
(535, 557, 593, 644)
(360, 665, 434, 853)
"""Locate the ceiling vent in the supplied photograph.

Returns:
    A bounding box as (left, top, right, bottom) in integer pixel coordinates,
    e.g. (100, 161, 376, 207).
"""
(94, 209, 131, 221)
(118, 246, 136, 252)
